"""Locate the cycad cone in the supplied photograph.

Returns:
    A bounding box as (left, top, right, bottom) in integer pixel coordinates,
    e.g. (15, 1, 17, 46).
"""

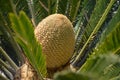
(34, 14, 75, 69)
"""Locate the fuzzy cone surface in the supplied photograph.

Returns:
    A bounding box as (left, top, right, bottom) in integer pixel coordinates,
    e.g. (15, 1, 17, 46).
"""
(34, 14, 75, 69)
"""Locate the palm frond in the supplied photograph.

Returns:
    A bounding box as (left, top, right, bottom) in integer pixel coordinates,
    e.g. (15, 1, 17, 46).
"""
(102, 63, 120, 79)
(83, 0, 111, 38)
(1, 0, 120, 80)
(78, 16, 120, 79)
(0, 0, 25, 65)
(56, 0, 81, 23)
(71, 0, 96, 62)
(54, 71, 96, 80)
(93, 6, 120, 55)
(26, 0, 63, 26)
(71, 0, 116, 69)
(56, 0, 68, 14)
(79, 54, 120, 80)
(54, 54, 120, 80)
(74, 0, 96, 33)
(99, 6, 120, 43)
(28, 0, 48, 25)
(31, 0, 82, 25)
(69, 0, 81, 23)
(9, 11, 47, 79)
(110, 76, 120, 80)
(94, 21, 120, 55)
(72, 1, 96, 64)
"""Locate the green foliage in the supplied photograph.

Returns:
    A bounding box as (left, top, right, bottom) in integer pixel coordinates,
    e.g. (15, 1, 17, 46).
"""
(0, 0, 25, 65)
(56, 0, 81, 22)
(84, 0, 111, 38)
(54, 0, 120, 80)
(94, 21, 120, 55)
(27, 0, 81, 25)
(100, 6, 120, 43)
(55, 54, 120, 80)
(27, 0, 49, 25)
(56, 0, 68, 14)
(1, 0, 120, 80)
(92, 6, 120, 55)
(69, 0, 81, 22)
(80, 54, 120, 80)
(71, 0, 116, 68)
(9, 11, 47, 79)
(54, 71, 96, 80)
(74, 0, 96, 33)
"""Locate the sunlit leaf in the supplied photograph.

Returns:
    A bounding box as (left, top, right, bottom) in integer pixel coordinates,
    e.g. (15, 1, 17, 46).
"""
(9, 11, 47, 79)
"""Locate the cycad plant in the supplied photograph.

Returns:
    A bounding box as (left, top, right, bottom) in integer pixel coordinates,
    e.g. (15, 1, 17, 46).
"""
(0, 0, 120, 80)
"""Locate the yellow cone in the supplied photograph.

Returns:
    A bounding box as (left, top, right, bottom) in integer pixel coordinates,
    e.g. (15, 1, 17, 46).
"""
(34, 14, 75, 69)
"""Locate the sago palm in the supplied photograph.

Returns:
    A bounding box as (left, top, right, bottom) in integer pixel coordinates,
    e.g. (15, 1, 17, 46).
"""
(0, 0, 120, 80)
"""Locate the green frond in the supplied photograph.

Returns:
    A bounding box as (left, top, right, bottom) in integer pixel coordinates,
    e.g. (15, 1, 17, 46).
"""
(72, 0, 116, 69)
(54, 54, 120, 80)
(54, 71, 96, 80)
(1, 0, 120, 80)
(0, 0, 24, 65)
(84, 0, 111, 38)
(80, 54, 120, 73)
(99, 6, 120, 43)
(28, 0, 48, 25)
(110, 76, 120, 80)
(93, 6, 120, 55)
(9, 11, 47, 79)
(69, 0, 81, 23)
(56, 0, 68, 14)
(27, 0, 60, 25)
(80, 54, 120, 80)
(74, 0, 96, 33)
(102, 63, 120, 79)
(72, 0, 96, 61)
(94, 21, 120, 55)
